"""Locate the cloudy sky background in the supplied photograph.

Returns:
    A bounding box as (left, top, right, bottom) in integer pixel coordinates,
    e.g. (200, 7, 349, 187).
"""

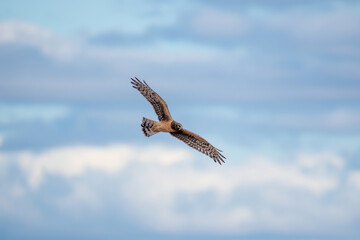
(1, 0, 360, 239)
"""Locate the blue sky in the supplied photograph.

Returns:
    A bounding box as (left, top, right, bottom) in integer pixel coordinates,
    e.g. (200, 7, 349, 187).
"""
(1, 0, 360, 239)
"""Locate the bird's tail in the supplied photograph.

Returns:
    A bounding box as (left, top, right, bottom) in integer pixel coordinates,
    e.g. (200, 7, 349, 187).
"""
(141, 117, 158, 137)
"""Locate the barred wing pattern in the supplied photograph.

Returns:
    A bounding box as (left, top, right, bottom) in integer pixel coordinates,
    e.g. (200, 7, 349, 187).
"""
(131, 77, 172, 121)
(170, 129, 226, 165)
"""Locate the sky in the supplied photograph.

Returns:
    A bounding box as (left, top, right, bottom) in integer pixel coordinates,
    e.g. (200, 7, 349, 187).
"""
(0, 0, 360, 239)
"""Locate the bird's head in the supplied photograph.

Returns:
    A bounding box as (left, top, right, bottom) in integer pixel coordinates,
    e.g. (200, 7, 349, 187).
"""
(171, 121, 183, 131)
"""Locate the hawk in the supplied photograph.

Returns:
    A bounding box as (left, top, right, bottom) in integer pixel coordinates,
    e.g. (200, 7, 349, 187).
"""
(131, 77, 225, 165)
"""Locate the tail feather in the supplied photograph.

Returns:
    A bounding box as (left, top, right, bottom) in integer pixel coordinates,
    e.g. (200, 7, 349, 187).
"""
(141, 117, 157, 137)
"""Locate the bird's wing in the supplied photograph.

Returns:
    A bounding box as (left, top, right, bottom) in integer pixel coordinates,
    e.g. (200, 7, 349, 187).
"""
(170, 129, 226, 165)
(131, 77, 172, 121)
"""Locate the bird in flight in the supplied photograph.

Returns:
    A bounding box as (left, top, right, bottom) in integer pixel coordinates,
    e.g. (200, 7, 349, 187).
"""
(131, 77, 225, 165)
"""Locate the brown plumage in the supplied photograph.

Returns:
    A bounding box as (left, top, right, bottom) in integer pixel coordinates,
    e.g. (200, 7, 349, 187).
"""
(131, 77, 225, 165)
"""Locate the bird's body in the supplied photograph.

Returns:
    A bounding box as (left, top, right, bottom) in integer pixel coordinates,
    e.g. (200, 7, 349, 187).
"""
(152, 120, 173, 132)
(131, 77, 225, 165)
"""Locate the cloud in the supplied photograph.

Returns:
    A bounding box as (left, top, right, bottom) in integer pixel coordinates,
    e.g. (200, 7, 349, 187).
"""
(1, 14, 360, 104)
(1, 144, 359, 236)
(0, 20, 79, 61)
(348, 171, 360, 190)
(297, 152, 344, 170)
(89, 6, 251, 48)
(15, 144, 192, 189)
(17, 145, 130, 189)
(265, 3, 360, 43)
(1, 1, 360, 238)
(120, 154, 347, 234)
(88, 1, 360, 54)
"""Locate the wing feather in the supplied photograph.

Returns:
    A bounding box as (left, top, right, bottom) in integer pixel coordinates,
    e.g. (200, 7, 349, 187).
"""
(170, 129, 226, 165)
(131, 77, 172, 121)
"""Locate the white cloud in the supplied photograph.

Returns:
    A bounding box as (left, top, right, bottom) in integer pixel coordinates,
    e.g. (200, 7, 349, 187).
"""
(0, 19, 219, 69)
(0, 19, 218, 71)
(116, 151, 360, 235)
(0, 20, 79, 61)
(15, 144, 192, 189)
(297, 152, 344, 170)
(0, 144, 359, 235)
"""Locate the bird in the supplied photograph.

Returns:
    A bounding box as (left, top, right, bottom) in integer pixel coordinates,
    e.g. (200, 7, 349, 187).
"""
(131, 77, 225, 165)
